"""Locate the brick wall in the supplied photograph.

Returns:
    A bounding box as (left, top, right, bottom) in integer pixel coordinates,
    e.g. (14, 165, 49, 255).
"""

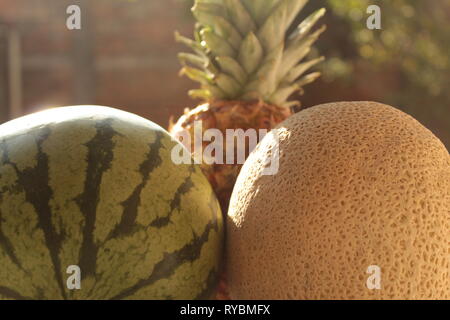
(0, 0, 196, 128)
(0, 0, 448, 147)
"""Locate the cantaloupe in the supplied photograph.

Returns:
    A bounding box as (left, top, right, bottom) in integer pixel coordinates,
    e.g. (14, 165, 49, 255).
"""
(226, 101, 449, 300)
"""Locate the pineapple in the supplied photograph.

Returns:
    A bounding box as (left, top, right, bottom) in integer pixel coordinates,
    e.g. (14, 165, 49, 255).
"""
(170, 0, 326, 214)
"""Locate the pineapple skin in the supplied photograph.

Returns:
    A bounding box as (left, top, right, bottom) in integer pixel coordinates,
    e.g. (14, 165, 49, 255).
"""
(169, 99, 292, 213)
(172, 0, 326, 213)
(170, 0, 326, 300)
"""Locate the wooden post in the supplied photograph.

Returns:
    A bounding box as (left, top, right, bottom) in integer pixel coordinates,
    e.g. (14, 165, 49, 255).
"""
(0, 25, 7, 123)
(72, 0, 96, 105)
(8, 28, 22, 119)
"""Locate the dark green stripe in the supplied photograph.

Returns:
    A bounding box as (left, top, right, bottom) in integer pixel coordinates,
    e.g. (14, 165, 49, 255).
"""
(194, 268, 219, 300)
(208, 189, 221, 230)
(111, 220, 216, 300)
(0, 218, 24, 271)
(193, 191, 223, 300)
(2, 128, 67, 299)
(0, 141, 25, 271)
(0, 286, 32, 300)
(0, 140, 7, 163)
(76, 119, 117, 279)
(150, 165, 195, 228)
(107, 131, 164, 240)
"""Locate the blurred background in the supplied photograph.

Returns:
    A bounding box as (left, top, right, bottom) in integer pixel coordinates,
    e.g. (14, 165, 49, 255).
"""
(0, 0, 448, 148)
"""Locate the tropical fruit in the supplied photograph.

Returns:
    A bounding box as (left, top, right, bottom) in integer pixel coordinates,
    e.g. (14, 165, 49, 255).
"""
(0, 106, 223, 300)
(227, 101, 450, 299)
(170, 0, 326, 213)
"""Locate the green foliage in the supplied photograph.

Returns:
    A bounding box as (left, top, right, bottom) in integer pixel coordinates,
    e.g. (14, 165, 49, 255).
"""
(326, 0, 449, 97)
(307, 0, 450, 147)
(177, 0, 325, 107)
(179, 0, 450, 146)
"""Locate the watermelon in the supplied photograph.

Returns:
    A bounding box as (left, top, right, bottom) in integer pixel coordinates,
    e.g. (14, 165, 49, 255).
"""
(0, 106, 223, 300)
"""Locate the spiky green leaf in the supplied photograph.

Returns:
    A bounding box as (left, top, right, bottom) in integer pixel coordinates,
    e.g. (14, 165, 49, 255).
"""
(242, 0, 281, 26)
(237, 32, 263, 75)
(278, 25, 327, 81)
(214, 73, 242, 97)
(178, 0, 326, 106)
(257, 0, 308, 51)
(175, 32, 205, 56)
(282, 56, 325, 84)
(295, 71, 321, 87)
(215, 56, 248, 84)
(201, 28, 237, 57)
(244, 42, 284, 99)
(223, 0, 256, 35)
(192, 5, 242, 49)
(192, 1, 228, 19)
(269, 84, 303, 105)
(288, 8, 326, 42)
(196, 0, 223, 6)
(204, 84, 228, 99)
(181, 67, 213, 86)
(188, 89, 213, 100)
(178, 53, 207, 69)
(271, 71, 322, 105)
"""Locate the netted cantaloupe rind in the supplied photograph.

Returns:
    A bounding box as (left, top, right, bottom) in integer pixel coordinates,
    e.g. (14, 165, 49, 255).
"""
(227, 101, 450, 300)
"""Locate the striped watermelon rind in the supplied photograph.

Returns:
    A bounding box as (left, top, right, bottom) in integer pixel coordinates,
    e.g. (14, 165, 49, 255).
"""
(0, 106, 223, 300)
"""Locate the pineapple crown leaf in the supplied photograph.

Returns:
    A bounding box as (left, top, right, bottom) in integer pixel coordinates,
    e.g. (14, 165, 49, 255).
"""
(282, 56, 325, 85)
(180, 67, 214, 85)
(296, 71, 322, 87)
(257, 0, 309, 52)
(215, 73, 242, 96)
(249, 42, 285, 100)
(188, 89, 212, 100)
(270, 83, 302, 106)
(205, 85, 227, 99)
(237, 32, 264, 74)
(278, 25, 327, 82)
(175, 31, 206, 58)
(215, 56, 247, 85)
(178, 52, 206, 69)
(192, 4, 242, 49)
(224, 0, 257, 35)
(289, 8, 327, 42)
(176, 0, 326, 107)
(270, 71, 320, 105)
(242, 0, 281, 26)
(200, 28, 236, 57)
